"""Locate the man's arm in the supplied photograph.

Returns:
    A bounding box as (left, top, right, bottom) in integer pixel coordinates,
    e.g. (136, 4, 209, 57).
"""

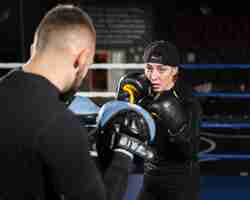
(37, 109, 132, 200)
(103, 152, 133, 200)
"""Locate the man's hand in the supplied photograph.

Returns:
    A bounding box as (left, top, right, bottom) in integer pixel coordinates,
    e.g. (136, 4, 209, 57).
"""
(95, 101, 156, 165)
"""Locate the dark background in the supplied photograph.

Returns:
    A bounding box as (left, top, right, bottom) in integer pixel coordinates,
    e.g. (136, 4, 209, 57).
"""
(1, 0, 250, 63)
(1, 0, 250, 176)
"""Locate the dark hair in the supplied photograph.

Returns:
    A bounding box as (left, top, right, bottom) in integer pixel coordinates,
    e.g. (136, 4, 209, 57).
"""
(35, 4, 95, 51)
(143, 40, 180, 67)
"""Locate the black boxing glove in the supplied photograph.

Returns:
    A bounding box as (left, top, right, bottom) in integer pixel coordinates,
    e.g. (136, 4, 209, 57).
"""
(142, 89, 189, 142)
(116, 72, 151, 104)
(95, 101, 156, 170)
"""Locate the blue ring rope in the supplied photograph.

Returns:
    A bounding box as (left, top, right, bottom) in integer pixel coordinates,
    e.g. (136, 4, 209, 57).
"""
(199, 153, 250, 161)
(201, 122, 250, 129)
(181, 64, 250, 69)
(194, 92, 250, 98)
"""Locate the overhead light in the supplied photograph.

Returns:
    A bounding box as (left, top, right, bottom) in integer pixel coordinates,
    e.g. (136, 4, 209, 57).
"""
(0, 8, 10, 23)
(200, 4, 212, 15)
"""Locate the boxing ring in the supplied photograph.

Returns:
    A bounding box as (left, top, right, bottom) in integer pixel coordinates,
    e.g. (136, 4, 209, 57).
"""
(1, 63, 250, 200)
(77, 64, 250, 200)
(68, 93, 250, 200)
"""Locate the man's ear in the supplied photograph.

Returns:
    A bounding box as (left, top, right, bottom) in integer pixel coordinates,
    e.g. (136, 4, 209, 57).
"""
(73, 48, 90, 72)
(30, 43, 35, 57)
(72, 48, 86, 70)
(78, 48, 91, 66)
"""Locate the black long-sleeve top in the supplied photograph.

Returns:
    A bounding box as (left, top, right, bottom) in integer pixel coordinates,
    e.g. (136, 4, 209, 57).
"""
(0, 69, 132, 200)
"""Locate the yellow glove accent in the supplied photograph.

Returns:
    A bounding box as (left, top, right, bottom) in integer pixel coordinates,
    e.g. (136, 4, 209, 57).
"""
(122, 84, 139, 104)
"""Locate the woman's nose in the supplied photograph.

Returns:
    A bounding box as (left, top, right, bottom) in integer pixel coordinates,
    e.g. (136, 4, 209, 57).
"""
(150, 69, 160, 80)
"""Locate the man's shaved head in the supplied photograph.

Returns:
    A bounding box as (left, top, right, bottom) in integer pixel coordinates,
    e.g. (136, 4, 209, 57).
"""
(24, 4, 97, 95)
(34, 4, 96, 53)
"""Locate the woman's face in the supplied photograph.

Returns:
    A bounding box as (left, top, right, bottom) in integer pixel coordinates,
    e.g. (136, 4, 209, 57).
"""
(144, 63, 178, 92)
